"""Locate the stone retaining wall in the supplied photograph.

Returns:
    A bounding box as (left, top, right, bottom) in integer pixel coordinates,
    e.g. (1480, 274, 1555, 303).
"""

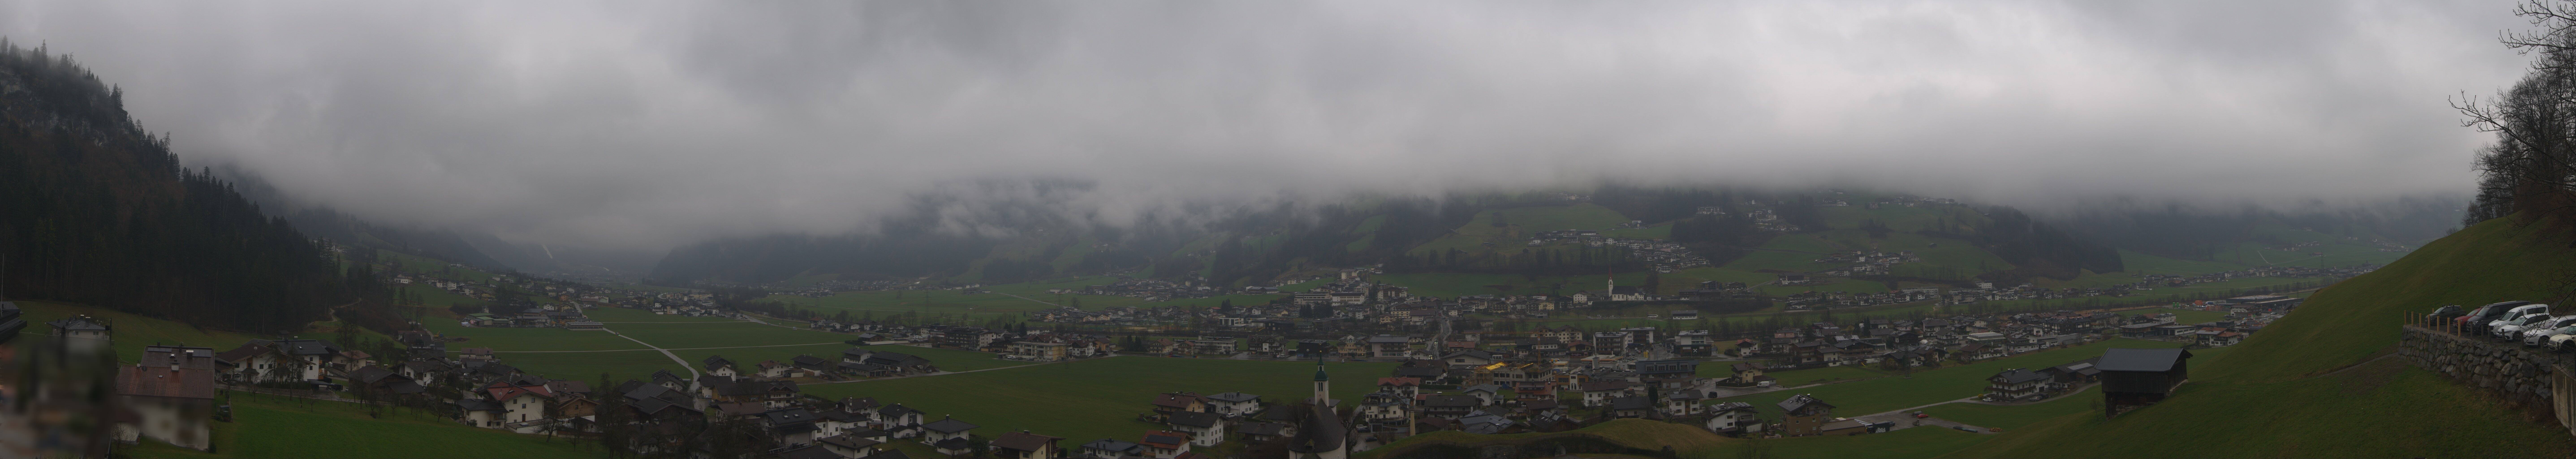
(2397, 325, 2570, 406)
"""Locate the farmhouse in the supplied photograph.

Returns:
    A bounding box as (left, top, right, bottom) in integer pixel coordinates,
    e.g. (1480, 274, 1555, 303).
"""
(992, 431, 1065, 459)
(921, 415, 980, 455)
(112, 346, 218, 451)
(1987, 368, 2049, 402)
(2099, 348, 2193, 417)
(1776, 394, 1835, 437)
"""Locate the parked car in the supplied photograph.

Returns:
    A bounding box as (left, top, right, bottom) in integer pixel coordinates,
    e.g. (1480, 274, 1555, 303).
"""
(2522, 317, 2576, 346)
(2538, 325, 2576, 351)
(2549, 328, 2576, 352)
(2493, 313, 2557, 340)
(2486, 304, 2552, 331)
(2431, 305, 2465, 323)
(2460, 301, 2534, 332)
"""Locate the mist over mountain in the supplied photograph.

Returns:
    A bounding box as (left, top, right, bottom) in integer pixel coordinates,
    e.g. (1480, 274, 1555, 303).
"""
(0, 0, 2529, 255)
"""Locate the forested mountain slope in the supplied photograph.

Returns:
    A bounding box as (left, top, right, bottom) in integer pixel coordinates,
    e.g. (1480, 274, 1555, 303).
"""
(0, 41, 342, 333)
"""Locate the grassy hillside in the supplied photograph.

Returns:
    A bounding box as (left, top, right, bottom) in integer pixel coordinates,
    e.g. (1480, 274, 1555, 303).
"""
(1941, 217, 2576, 458)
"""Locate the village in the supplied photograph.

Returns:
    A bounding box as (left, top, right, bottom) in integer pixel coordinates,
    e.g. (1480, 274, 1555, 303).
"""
(62, 254, 2307, 459)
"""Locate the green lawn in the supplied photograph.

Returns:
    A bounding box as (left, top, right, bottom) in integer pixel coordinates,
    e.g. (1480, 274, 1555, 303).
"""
(583, 306, 739, 323)
(1751, 365, 1892, 387)
(802, 357, 1395, 444)
(609, 322, 854, 348)
(1916, 386, 2100, 430)
(484, 349, 681, 383)
(1758, 422, 1993, 459)
(417, 324, 648, 352)
(125, 391, 602, 458)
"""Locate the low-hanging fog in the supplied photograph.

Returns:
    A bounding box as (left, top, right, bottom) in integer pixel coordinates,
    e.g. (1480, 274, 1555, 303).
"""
(0, 0, 2531, 251)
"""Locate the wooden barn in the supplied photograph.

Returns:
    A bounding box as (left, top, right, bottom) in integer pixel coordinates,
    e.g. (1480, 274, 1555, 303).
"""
(2097, 348, 2192, 417)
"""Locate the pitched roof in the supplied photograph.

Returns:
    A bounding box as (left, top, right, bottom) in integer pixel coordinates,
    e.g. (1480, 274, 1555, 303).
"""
(213, 344, 276, 363)
(1168, 410, 1224, 428)
(1608, 396, 1653, 410)
(1081, 439, 1146, 453)
(923, 416, 979, 433)
(1990, 368, 2049, 384)
(2097, 348, 2192, 372)
(115, 365, 215, 399)
(1776, 394, 1832, 413)
(1425, 395, 1480, 408)
(992, 431, 1064, 452)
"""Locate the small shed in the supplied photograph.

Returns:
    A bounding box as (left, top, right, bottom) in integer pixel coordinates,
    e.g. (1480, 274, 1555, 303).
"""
(2098, 348, 2192, 417)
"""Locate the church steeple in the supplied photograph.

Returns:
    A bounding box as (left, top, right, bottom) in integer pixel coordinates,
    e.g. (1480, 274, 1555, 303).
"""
(1311, 354, 1329, 405)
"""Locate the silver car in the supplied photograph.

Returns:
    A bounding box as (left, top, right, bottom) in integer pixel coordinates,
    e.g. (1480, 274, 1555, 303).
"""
(2524, 318, 2576, 346)
(2540, 325, 2576, 351)
(2493, 313, 2555, 340)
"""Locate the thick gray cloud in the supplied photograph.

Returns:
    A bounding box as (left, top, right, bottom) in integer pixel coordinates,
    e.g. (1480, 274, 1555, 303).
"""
(0, 0, 2530, 249)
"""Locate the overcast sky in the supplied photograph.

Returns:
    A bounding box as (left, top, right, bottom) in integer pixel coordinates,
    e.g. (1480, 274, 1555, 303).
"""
(0, 1, 2534, 249)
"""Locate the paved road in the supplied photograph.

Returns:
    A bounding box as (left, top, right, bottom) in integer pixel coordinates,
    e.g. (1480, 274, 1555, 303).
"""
(487, 341, 851, 353)
(799, 354, 1126, 385)
(602, 329, 698, 380)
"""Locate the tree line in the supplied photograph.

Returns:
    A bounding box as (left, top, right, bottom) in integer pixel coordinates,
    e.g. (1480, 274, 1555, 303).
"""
(2465, 0, 2576, 234)
(0, 40, 344, 333)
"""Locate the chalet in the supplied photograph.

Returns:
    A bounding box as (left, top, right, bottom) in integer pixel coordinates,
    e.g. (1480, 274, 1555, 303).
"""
(704, 355, 740, 377)
(2043, 357, 2102, 385)
(1138, 430, 1193, 458)
(1987, 368, 2048, 402)
(1578, 381, 1634, 407)
(1007, 341, 1071, 361)
(992, 431, 1065, 459)
(2100, 348, 2192, 417)
(1606, 396, 1654, 418)
(1376, 377, 1423, 399)
(878, 404, 927, 437)
(760, 408, 824, 447)
(480, 376, 558, 432)
(921, 416, 980, 455)
(1776, 394, 1835, 437)
(49, 316, 111, 342)
(112, 346, 218, 451)
(1367, 335, 1413, 358)
(1704, 402, 1765, 436)
(1166, 411, 1228, 446)
(1237, 422, 1295, 443)
(1188, 339, 1238, 355)
(817, 433, 885, 458)
(1424, 394, 1481, 418)
(1081, 439, 1149, 458)
(1206, 392, 1262, 417)
(1151, 392, 1209, 417)
(863, 351, 937, 375)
